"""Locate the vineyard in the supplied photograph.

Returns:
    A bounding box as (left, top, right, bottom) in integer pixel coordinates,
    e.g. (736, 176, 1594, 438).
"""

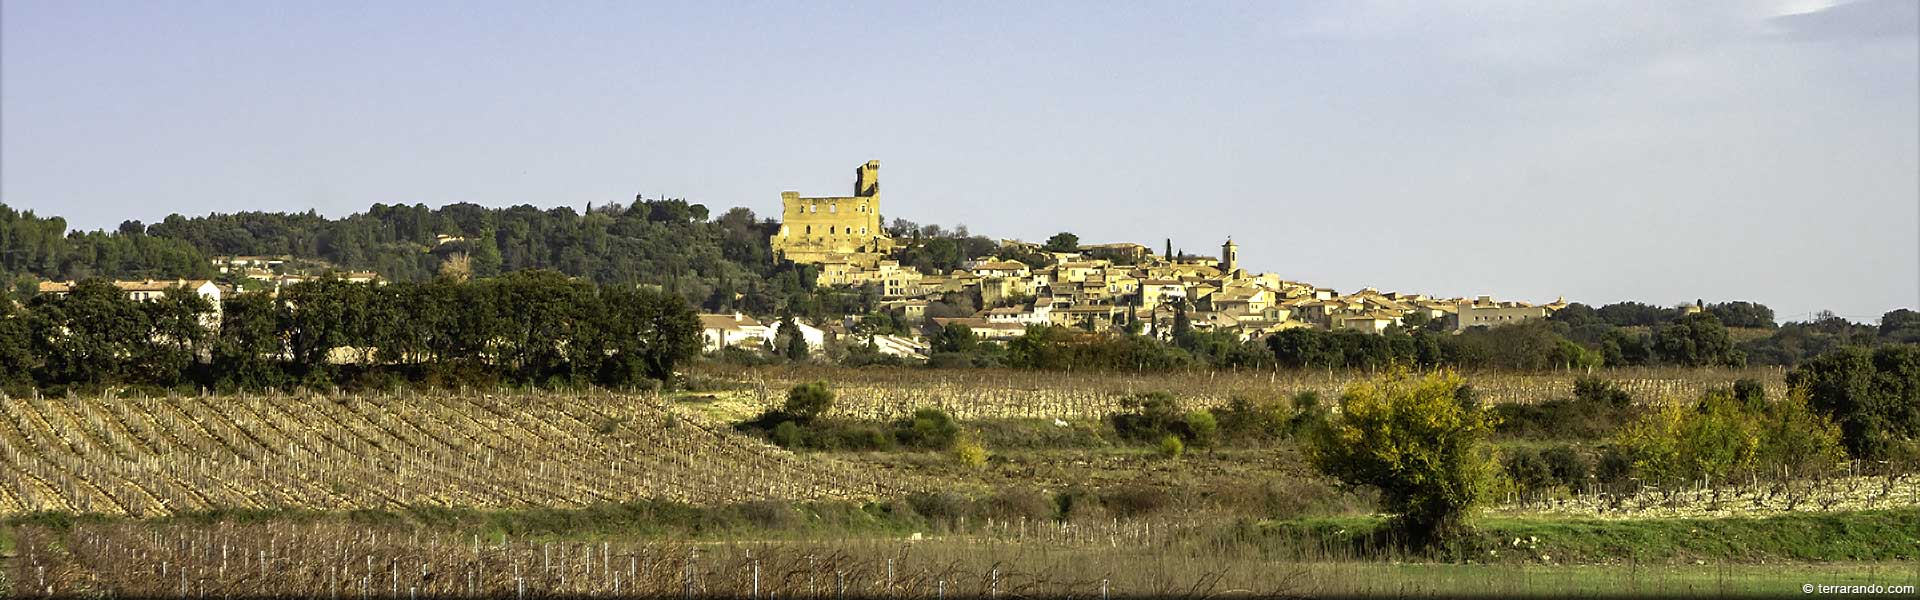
(6, 519, 1265, 599)
(696, 364, 1791, 421)
(0, 391, 909, 517)
(1494, 471, 1920, 520)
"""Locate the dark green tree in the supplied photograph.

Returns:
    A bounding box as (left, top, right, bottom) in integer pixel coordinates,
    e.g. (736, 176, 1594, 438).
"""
(212, 292, 288, 389)
(137, 285, 215, 384)
(1654, 313, 1744, 367)
(1788, 344, 1920, 460)
(0, 293, 36, 389)
(931, 322, 978, 354)
(778, 315, 809, 361)
(279, 277, 373, 379)
(27, 280, 150, 386)
(1707, 301, 1776, 329)
(594, 285, 702, 386)
(1043, 232, 1080, 253)
(1882, 309, 1920, 344)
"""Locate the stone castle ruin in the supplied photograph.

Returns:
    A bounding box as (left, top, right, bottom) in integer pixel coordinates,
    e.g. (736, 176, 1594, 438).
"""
(770, 160, 896, 266)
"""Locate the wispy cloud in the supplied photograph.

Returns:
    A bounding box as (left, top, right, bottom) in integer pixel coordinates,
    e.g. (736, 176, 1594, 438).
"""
(1770, 0, 1920, 41)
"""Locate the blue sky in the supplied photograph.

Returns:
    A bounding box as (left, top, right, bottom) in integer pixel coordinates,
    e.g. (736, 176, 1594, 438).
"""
(3, 0, 1915, 321)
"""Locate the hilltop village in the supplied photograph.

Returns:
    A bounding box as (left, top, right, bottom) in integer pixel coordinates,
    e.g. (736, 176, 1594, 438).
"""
(700, 161, 1571, 359)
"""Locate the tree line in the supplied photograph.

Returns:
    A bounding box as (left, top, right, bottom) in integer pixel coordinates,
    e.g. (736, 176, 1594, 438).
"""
(0, 270, 702, 394)
(894, 304, 1917, 374)
(0, 200, 839, 319)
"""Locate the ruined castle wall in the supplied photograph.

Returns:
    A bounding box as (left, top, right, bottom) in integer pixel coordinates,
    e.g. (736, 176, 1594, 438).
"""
(771, 161, 892, 264)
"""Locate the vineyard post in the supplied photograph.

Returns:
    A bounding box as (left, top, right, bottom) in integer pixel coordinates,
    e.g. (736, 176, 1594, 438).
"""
(753, 560, 760, 599)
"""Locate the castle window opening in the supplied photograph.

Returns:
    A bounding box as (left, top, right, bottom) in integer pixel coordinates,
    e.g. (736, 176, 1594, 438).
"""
(829, 203, 837, 213)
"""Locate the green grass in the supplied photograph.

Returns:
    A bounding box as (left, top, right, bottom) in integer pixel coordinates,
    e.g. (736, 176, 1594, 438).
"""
(1297, 561, 1920, 598)
(1253, 508, 1920, 564)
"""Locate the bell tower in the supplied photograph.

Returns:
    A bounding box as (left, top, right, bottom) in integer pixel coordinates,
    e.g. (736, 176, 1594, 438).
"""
(1221, 237, 1239, 273)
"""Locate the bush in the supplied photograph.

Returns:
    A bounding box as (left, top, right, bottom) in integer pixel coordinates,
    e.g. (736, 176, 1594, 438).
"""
(1102, 484, 1175, 518)
(1595, 445, 1635, 486)
(1217, 478, 1363, 519)
(1307, 371, 1497, 546)
(1493, 377, 1638, 440)
(1574, 377, 1634, 411)
(771, 421, 803, 448)
(737, 500, 801, 529)
(984, 486, 1056, 522)
(951, 435, 989, 469)
(926, 352, 980, 369)
(1183, 410, 1218, 449)
(1503, 448, 1555, 495)
(820, 423, 896, 451)
(900, 407, 961, 450)
(784, 381, 835, 421)
(1216, 394, 1291, 444)
(1055, 486, 1105, 521)
(907, 491, 974, 527)
(1112, 391, 1184, 442)
(1611, 387, 1847, 485)
(1156, 435, 1185, 460)
(1614, 393, 1758, 485)
(1758, 390, 1848, 478)
(1540, 445, 1590, 488)
(1732, 378, 1767, 408)
(1289, 391, 1328, 433)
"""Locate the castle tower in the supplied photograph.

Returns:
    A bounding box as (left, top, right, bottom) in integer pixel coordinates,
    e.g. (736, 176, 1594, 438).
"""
(1221, 237, 1239, 273)
(855, 160, 880, 197)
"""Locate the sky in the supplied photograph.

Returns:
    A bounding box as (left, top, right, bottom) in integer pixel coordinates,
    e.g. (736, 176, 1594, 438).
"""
(3, 0, 1915, 321)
